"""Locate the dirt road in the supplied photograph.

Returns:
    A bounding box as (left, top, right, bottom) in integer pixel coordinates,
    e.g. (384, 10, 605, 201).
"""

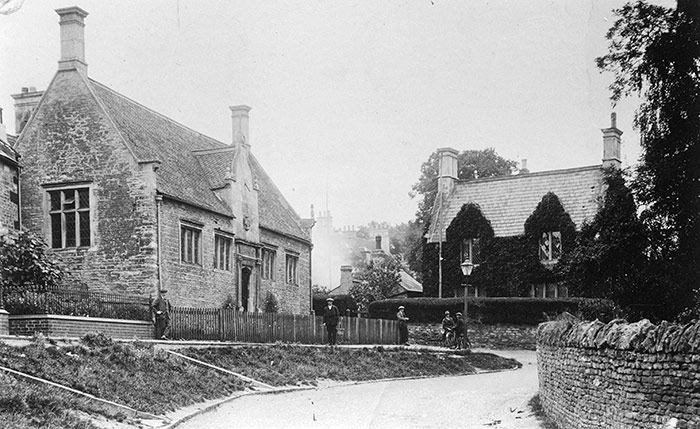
(177, 349, 540, 429)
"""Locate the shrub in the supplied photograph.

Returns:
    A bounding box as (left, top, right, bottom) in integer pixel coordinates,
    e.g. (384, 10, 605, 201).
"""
(263, 291, 279, 313)
(368, 297, 620, 325)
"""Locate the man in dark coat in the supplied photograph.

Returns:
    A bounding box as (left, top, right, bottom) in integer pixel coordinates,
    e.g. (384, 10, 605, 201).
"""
(322, 297, 340, 345)
(151, 292, 171, 340)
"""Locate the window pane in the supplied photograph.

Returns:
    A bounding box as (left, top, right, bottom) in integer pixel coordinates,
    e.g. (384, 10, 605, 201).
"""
(62, 190, 75, 210)
(181, 228, 186, 262)
(51, 213, 62, 248)
(50, 191, 61, 211)
(78, 188, 89, 209)
(79, 212, 90, 247)
(193, 230, 200, 264)
(539, 232, 550, 261)
(65, 212, 76, 247)
(552, 231, 562, 260)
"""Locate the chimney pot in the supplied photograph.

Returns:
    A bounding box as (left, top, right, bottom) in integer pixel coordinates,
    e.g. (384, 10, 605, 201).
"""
(520, 159, 529, 174)
(602, 112, 623, 169)
(56, 6, 89, 74)
(21, 87, 28, 93)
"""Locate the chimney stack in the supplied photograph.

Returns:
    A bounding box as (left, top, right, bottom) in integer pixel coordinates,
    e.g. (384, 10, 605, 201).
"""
(437, 147, 459, 195)
(56, 7, 89, 75)
(230, 105, 251, 148)
(11, 87, 44, 134)
(602, 112, 623, 169)
(340, 265, 353, 292)
(520, 159, 529, 174)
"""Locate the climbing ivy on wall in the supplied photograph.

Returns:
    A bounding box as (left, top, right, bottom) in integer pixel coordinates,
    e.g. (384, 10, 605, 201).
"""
(426, 193, 577, 297)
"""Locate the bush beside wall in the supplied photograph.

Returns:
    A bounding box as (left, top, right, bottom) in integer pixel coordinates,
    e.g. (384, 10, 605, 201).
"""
(537, 317, 700, 428)
(369, 297, 619, 325)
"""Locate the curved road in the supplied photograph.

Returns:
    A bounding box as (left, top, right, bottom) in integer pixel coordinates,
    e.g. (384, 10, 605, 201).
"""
(179, 349, 540, 429)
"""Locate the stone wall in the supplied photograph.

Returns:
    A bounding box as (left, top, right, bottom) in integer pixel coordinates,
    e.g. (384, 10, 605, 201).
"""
(537, 317, 700, 428)
(410, 322, 537, 349)
(9, 314, 153, 339)
(260, 228, 311, 315)
(0, 159, 19, 230)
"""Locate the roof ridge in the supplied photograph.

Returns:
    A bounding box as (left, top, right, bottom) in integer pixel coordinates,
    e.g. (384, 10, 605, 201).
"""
(455, 165, 602, 185)
(88, 78, 228, 150)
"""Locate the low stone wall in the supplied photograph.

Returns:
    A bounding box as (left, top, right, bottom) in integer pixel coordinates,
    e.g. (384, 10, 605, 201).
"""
(410, 322, 537, 349)
(9, 314, 153, 340)
(537, 317, 700, 428)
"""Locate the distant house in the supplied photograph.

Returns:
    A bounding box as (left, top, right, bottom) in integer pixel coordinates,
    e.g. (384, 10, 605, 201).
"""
(0, 108, 20, 232)
(426, 114, 624, 298)
(11, 7, 313, 313)
(327, 228, 423, 299)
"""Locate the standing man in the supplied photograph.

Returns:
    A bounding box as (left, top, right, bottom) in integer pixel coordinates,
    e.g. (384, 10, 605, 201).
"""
(322, 297, 340, 346)
(151, 291, 171, 340)
(397, 305, 410, 346)
(453, 312, 465, 349)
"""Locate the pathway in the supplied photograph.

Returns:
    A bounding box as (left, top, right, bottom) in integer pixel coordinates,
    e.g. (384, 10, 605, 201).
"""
(177, 349, 541, 429)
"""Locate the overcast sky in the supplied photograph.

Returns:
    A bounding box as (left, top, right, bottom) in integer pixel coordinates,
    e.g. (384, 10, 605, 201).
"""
(0, 0, 674, 229)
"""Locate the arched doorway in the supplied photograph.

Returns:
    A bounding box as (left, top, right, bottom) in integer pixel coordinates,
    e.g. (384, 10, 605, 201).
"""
(241, 266, 251, 311)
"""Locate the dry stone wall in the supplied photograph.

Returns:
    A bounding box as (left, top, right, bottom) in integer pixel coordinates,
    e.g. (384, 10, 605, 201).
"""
(537, 316, 700, 428)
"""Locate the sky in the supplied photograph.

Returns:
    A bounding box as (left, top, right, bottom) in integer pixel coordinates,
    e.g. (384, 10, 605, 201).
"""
(0, 0, 675, 229)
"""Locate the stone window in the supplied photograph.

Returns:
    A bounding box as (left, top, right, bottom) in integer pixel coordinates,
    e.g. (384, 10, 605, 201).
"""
(48, 187, 91, 248)
(286, 254, 298, 285)
(180, 223, 202, 265)
(213, 233, 232, 271)
(539, 231, 562, 263)
(261, 248, 275, 280)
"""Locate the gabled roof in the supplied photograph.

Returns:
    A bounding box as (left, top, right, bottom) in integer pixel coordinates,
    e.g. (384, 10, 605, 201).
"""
(398, 271, 423, 293)
(427, 165, 605, 242)
(87, 78, 311, 241)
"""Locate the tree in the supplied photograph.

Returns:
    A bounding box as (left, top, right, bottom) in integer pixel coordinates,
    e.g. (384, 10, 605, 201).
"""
(349, 258, 401, 312)
(560, 169, 648, 315)
(408, 148, 517, 295)
(596, 0, 700, 317)
(0, 229, 64, 292)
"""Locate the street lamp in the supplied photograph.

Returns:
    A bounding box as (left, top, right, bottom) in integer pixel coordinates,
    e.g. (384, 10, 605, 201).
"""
(460, 261, 474, 348)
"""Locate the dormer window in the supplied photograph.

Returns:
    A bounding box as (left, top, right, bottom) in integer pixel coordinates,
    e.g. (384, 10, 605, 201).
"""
(539, 231, 562, 263)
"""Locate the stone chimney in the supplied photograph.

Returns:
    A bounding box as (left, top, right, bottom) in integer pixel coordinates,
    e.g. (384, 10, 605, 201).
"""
(339, 265, 353, 293)
(437, 147, 459, 195)
(602, 112, 623, 169)
(56, 6, 89, 75)
(520, 159, 529, 174)
(11, 87, 44, 134)
(230, 105, 251, 148)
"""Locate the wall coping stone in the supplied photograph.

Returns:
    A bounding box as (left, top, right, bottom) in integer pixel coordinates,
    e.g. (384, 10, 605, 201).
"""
(10, 314, 151, 326)
(537, 314, 700, 353)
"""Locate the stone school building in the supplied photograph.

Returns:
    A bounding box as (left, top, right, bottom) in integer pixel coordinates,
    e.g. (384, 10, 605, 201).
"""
(7, 7, 314, 313)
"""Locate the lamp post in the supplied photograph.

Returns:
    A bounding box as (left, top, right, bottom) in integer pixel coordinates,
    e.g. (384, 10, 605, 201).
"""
(460, 261, 474, 348)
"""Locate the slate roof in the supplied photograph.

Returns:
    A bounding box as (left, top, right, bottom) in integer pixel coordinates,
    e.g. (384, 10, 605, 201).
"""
(0, 134, 18, 165)
(85, 76, 309, 241)
(427, 166, 605, 242)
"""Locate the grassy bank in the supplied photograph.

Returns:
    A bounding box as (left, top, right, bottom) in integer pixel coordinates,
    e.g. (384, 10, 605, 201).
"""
(182, 345, 521, 386)
(0, 335, 520, 428)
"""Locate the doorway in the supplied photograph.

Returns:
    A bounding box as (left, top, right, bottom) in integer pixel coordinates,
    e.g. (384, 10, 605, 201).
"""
(241, 267, 251, 311)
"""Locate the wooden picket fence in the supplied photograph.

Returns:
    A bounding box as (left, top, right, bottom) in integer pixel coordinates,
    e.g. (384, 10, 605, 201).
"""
(169, 307, 399, 345)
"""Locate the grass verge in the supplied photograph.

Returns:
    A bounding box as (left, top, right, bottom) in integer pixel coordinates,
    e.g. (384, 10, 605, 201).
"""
(181, 344, 521, 386)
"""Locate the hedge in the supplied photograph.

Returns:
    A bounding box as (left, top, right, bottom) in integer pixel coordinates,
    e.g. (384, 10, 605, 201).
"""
(368, 297, 620, 325)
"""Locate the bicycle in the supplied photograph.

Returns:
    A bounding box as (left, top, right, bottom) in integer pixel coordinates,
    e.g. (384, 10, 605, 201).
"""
(443, 328, 456, 348)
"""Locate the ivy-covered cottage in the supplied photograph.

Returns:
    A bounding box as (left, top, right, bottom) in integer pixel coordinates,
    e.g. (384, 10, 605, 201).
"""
(426, 114, 624, 299)
(11, 7, 314, 313)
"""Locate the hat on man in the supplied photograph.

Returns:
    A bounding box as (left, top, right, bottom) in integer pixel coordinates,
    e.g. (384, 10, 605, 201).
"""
(398, 305, 405, 310)
(326, 297, 334, 302)
(444, 310, 450, 315)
